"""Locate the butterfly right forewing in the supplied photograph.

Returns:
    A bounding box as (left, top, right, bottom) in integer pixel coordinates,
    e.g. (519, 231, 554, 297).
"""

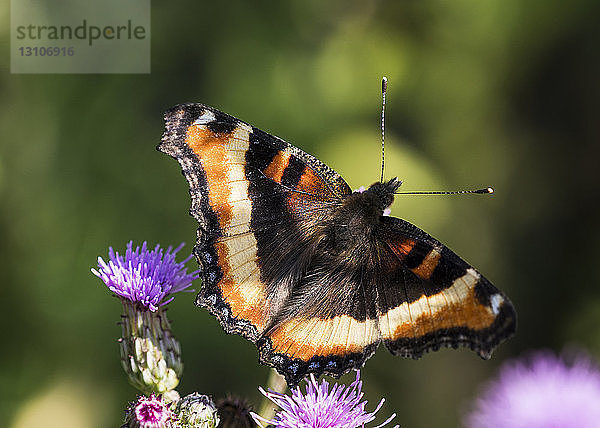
(373, 216, 516, 359)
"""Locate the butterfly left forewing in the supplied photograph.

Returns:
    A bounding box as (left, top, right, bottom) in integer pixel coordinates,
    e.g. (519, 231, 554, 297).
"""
(159, 104, 271, 339)
(159, 104, 352, 346)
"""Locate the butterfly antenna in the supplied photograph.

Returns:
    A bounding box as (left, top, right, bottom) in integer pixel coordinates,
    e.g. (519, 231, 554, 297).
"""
(380, 76, 387, 183)
(378, 76, 492, 198)
(395, 187, 494, 195)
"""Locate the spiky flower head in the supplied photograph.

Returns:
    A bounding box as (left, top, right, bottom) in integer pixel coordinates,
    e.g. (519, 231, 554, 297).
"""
(92, 242, 197, 396)
(252, 370, 398, 428)
(464, 350, 600, 428)
(125, 394, 172, 428)
(92, 241, 198, 311)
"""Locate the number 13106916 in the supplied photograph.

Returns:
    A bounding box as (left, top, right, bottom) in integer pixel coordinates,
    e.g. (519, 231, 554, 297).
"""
(18, 46, 74, 56)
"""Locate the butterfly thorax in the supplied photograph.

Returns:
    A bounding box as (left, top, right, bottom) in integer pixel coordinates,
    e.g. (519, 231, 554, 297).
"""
(323, 178, 401, 254)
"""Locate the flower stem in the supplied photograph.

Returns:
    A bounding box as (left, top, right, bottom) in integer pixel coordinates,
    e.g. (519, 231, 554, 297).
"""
(258, 369, 287, 421)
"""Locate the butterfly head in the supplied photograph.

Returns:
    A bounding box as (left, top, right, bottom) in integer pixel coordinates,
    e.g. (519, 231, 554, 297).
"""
(365, 177, 402, 214)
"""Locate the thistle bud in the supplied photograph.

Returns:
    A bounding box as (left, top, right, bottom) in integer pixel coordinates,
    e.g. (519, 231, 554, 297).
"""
(120, 302, 183, 397)
(174, 393, 220, 428)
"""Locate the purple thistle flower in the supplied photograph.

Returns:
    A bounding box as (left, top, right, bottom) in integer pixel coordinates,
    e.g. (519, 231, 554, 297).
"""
(464, 350, 600, 428)
(92, 241, 199, 312)
(131, 394, 172, 428)
(252, 371, 398, 428)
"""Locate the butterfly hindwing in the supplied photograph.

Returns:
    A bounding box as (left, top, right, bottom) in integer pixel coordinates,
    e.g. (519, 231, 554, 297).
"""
(256, 216, 515, 385)
(258, 237, 383, 385)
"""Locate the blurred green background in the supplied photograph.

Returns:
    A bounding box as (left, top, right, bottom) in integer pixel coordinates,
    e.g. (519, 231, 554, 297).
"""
(2, 0, 600, 426)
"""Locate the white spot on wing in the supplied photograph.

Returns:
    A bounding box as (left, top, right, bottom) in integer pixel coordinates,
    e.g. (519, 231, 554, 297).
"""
(466, 268, 481, 281)
(193, 110, 216, 125)
(490, 294, 504, 315)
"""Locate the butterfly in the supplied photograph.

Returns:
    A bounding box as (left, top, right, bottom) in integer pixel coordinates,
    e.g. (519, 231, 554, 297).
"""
(158, 102, 516, 386)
